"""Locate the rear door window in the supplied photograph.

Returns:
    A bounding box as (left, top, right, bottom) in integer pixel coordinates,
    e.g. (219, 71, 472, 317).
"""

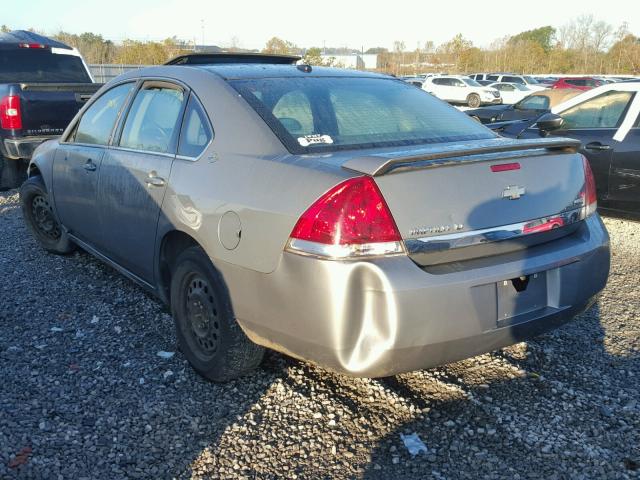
(72, 82, 134, 145)
(177, 95, 213, 158)
(119, 83, 185, 153)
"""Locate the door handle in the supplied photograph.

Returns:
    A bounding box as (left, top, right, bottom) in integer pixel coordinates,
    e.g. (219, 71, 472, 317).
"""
(83, 160, 97, 171)
(585, 142, 611, 151)
(145, 175, 166, 187)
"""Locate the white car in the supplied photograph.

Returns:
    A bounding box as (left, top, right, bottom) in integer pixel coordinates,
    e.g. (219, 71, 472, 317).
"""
(488, 82, 532, 104)
(484, 74, 547, 92)
(422, 75, 501, 108)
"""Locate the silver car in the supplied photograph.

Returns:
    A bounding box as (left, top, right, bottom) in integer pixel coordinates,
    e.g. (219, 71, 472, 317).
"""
(21, 54, 610, 381)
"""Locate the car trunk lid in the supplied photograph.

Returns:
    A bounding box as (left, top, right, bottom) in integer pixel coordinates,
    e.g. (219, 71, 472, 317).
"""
(341, 137, 587, 266)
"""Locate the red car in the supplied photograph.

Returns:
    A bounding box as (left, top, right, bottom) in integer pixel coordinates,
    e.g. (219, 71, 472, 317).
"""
(550, 77, 603, 91)
(522, 216, 565, 234)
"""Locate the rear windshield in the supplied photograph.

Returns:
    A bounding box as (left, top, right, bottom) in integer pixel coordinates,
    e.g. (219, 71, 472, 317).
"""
(230, 77, 495, 153)
(0, 48, 91, 83)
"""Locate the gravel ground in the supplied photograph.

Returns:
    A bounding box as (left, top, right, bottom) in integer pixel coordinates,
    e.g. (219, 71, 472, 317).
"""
(1, 188, 639, 480)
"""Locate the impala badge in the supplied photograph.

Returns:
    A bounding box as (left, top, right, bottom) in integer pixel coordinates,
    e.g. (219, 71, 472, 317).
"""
(502, 185, 526, 200)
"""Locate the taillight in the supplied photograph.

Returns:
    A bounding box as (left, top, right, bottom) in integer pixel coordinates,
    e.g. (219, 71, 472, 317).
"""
(582, 155, 597, 217)
(18, 43, 47, 49)
(0, 95, 22, 130)
(286, 176, 404, 258)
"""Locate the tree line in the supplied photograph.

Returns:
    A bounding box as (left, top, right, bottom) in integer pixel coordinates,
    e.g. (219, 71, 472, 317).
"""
(2, 14, 638, 74)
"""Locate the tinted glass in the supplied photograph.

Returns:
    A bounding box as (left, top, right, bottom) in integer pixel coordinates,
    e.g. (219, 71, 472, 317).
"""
(272, 89, 314, 135)
(0, 49, 91, 83)
(487, 75, 499, 81)
(178, 95, 213, 157)
(230, 77, 495, 153)
(120, 85, 184, 153)
(561, 91, 634, 129)
(517, 95, 549, 110)
(503, 76, 524, 84)
(73, 82, 134, 145)
(523, 76, 539, 84)
(432, 78, 446, 85)
(463, 78, 482, 87)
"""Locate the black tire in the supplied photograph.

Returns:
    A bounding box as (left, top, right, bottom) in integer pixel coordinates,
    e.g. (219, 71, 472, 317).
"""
(467, 93, 481, 108)
(0, 156, 27, 191)
(20, 176, 75, 254)
(170, 246, 264, 381)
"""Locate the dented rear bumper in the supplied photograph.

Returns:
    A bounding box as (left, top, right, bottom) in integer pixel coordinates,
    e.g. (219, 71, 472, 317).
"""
(225, 215, 610, 378)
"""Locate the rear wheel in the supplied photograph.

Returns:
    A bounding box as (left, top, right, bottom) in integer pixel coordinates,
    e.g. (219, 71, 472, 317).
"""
(467, 93, 481, 108)
(170, 246, 264, 381)
(0, 156, 27, 191)
(20, 176, 75, 254)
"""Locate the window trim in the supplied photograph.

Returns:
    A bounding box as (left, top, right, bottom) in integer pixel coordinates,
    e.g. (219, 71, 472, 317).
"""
(60, 80, 139, 147)
(112, 78, 189, 156)
(175, 91, 215, 161)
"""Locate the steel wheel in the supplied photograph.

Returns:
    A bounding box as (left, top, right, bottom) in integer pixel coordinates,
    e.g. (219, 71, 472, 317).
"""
(31, 194, 61, 241)
(185, 274, 220, 359)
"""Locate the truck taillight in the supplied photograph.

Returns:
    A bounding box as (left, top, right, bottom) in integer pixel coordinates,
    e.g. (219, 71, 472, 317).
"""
(582, 155, 597, 217)
(18, 43, 46, 49)
(286, 176, 404, 259)
(0, 95, 22, 130)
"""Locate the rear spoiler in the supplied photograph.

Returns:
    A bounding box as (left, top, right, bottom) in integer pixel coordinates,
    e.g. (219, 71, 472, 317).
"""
(342, 137, 581, 176)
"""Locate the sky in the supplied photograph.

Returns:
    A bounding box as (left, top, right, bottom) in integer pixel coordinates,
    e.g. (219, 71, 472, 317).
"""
(3, 0, 637, 50)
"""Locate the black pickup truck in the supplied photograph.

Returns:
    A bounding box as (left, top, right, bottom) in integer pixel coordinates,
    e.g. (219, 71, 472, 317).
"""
(0, 30, 102, 189)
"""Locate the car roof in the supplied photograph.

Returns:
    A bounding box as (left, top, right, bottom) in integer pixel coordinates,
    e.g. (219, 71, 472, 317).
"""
(194, 63, 389, 80)
(0, 30, 72, 50)
(165, 52, 301, 65)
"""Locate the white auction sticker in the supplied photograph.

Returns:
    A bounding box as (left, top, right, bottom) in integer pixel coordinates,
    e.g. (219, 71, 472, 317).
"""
(297, 134, 334, 147)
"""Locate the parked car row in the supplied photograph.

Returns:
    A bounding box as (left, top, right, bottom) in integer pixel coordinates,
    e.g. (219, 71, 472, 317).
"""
(421, 75, 501, 107)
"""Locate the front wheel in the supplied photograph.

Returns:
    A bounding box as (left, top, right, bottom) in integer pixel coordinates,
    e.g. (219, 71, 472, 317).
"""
(170, 246, 264, 382)
(467, 93, 481, 108)
(20, 176, 75, 254)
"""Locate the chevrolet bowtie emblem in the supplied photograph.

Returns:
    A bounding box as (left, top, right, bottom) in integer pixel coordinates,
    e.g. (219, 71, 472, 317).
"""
(502, 185, 526, 200)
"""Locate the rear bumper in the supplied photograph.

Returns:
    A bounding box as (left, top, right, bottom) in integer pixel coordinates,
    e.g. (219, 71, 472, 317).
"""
(224, 215, 610, 377)
(2, 137, 56, 160)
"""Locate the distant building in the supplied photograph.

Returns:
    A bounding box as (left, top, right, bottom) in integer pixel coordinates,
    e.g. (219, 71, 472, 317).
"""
(322, 53, 378, 70)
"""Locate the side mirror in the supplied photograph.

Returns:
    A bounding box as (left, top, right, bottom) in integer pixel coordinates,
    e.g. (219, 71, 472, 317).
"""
(536, 113, 563, 134)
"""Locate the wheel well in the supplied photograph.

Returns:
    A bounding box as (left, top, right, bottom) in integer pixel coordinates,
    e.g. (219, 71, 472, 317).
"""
(28, 163, 42, 178)
(158, 231, 200, 304)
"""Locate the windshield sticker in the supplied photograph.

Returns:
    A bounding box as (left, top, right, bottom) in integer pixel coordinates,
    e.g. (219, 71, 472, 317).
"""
(297, 134, 334, 147)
